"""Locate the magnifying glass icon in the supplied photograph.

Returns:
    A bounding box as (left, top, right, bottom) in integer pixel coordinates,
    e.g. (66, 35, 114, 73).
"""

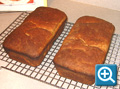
(98, 66, 115, 83)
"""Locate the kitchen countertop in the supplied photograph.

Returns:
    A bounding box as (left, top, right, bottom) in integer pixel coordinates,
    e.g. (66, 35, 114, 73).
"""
(0, 0, 120, 89)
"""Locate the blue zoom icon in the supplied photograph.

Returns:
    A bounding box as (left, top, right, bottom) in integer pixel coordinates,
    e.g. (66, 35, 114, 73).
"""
(95, 64, 117, 86)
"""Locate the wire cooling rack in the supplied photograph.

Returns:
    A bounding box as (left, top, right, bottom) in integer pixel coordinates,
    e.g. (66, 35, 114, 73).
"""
(0, 12, 120, 89)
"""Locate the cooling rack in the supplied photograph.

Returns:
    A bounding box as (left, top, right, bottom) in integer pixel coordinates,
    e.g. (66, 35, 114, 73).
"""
(0, 12, 120, 89)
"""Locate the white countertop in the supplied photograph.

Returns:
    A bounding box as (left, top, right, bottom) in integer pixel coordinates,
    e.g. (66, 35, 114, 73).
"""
(0, 0, 120, 89)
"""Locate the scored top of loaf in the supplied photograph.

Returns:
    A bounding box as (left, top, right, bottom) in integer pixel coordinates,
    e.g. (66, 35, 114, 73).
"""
(54, 16, 115, 76)
(3, 7, 67, 58)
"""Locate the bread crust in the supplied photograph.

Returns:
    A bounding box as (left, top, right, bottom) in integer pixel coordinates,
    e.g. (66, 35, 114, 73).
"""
(53, 16, 115, 85)
(3, 7, 67, 67)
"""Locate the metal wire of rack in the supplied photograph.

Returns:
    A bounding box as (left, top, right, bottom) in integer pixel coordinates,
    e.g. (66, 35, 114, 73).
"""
(0, 12, 120, 89)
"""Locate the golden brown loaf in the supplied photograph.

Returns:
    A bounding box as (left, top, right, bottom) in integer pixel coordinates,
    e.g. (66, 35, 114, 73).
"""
(53, 16, 115, 85)
(3, 7, 67, 67)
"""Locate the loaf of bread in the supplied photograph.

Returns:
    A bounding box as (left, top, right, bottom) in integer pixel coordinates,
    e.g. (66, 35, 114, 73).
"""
(3, 7, 67, 67)
(53, 16, 115, 85)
